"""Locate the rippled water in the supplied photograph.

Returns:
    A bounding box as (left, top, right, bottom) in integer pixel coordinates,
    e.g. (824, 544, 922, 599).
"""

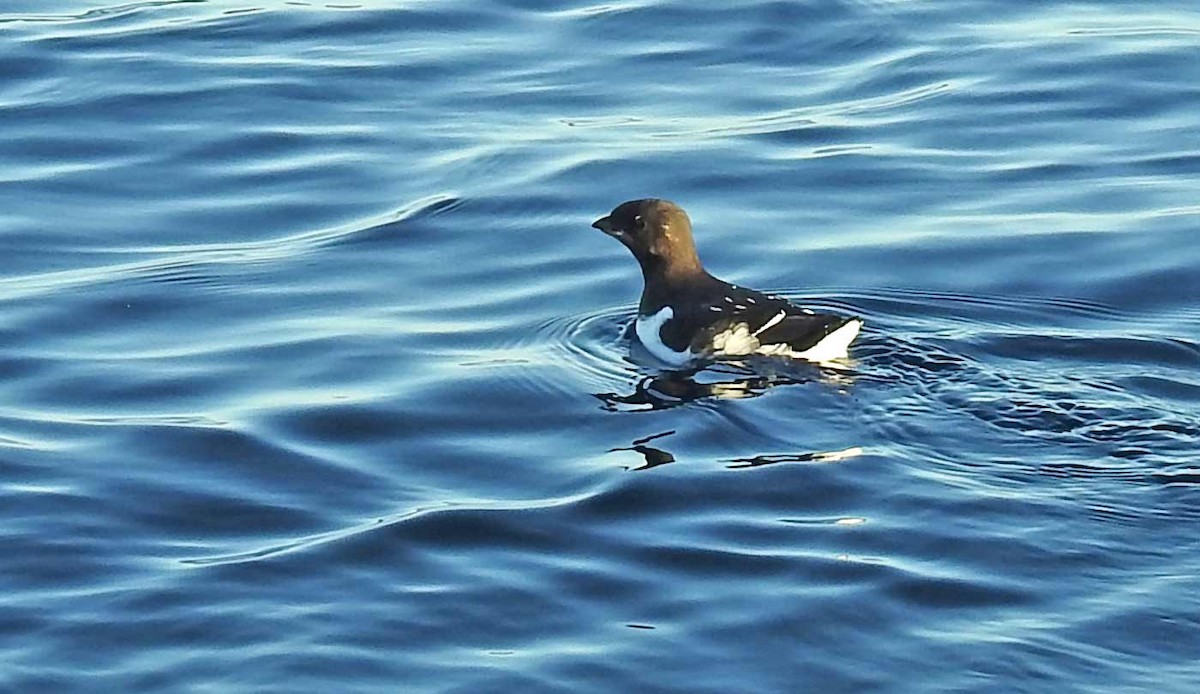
(3, 1, 1199, 691)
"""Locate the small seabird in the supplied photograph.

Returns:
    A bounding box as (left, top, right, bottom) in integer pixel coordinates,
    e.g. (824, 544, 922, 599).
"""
(592, 199, 862, 366)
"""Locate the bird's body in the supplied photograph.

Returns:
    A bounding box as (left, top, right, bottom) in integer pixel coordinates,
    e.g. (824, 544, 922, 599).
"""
(592, 199, 862, 366)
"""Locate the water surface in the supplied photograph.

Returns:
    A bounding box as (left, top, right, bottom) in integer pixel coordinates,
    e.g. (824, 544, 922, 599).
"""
(2, 1, 1199, 691)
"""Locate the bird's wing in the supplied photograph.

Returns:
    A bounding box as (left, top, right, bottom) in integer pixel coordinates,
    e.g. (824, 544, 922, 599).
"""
(751, 310, 851, 351)
(689, 285, 852, 352)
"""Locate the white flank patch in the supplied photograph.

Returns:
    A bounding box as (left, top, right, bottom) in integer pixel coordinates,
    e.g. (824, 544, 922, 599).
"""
(785, 318, 863, 363)
(635, 306, 694, 366)
(710, 322, 758, 355)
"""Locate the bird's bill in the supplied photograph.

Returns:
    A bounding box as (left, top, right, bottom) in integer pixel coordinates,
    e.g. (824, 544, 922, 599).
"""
(591, 216, 616, 234)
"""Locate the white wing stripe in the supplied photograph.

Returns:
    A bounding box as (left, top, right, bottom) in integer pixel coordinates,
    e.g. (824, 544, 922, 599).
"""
(752, 309, 786, 337)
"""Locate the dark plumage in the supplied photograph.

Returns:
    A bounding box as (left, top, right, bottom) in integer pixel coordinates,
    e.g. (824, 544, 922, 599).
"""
(592, 198, 862, 365)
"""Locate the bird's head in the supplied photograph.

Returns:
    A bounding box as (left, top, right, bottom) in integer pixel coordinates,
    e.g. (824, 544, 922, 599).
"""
(592, 198, 701, 276)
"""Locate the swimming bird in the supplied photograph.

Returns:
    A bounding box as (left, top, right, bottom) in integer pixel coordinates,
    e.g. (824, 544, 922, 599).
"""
(592, 198, 862, 366)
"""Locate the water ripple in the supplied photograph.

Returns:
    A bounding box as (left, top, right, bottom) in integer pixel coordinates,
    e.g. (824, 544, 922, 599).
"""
(0, 193, 458, 301)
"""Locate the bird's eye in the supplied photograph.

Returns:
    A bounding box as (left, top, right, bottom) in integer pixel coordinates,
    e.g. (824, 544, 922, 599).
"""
(633, 215, 643, 228)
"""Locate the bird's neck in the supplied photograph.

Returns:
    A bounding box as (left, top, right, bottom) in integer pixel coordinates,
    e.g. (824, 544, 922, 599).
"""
(639, 261, 711, 313)
(637, 245, 702, 283)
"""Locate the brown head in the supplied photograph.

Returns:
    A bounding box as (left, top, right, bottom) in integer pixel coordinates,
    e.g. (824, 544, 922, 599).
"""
(591, 199, 703, 279)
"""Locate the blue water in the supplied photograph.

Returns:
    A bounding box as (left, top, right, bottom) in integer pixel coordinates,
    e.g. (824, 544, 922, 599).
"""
(3, 1, 1199, 691)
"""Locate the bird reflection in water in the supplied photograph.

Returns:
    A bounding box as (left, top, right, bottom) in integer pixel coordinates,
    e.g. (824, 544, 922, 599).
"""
(598, 356, 861, 470)
(726, 446, 864, 469)
(608, 431, 864, 472)
(608, 430, 677, 471)
(593, 359, 856, 412)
